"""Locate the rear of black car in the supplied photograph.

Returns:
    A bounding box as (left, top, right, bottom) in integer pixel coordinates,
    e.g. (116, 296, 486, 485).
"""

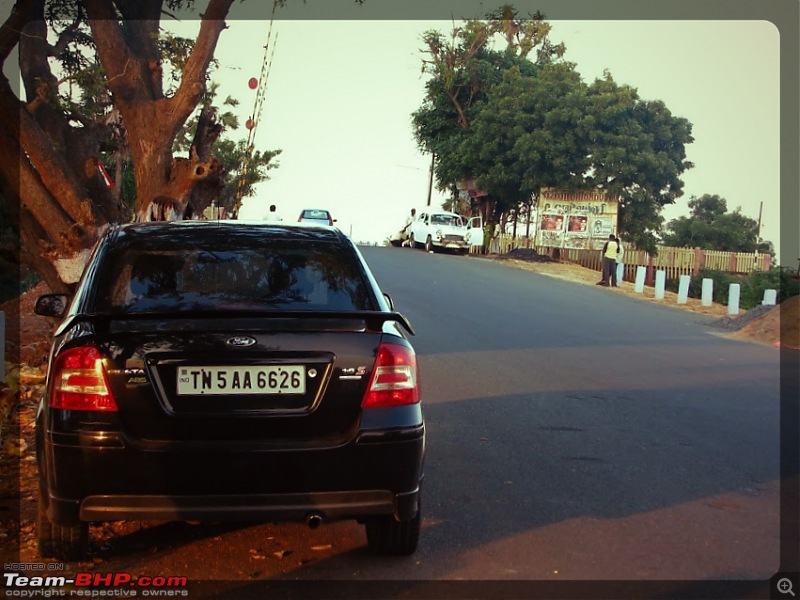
(35, 222, 424, 560)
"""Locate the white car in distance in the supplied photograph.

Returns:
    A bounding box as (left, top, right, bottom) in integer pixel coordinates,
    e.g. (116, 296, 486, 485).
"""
(408, 210, 470, 254)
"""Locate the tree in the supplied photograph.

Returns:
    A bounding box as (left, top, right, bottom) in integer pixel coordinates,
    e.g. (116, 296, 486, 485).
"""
(661, 194, 774, 253)
(457, 62, 589, 223)
(412, 5, 564, 228)
(582, 74, 694, 252)
(413, 8, 694, 254)
(0, 0, 301, 293)
(1, 0, 233, 292)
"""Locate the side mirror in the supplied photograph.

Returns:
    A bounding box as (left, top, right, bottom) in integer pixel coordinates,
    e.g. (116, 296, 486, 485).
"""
(34, 294, 68, 318)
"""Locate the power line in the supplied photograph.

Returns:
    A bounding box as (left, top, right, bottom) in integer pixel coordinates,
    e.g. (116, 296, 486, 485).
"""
(232, 2, 279, 218)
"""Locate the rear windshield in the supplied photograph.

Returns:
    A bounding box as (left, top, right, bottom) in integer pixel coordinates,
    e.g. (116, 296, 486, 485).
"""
(93, 242, 374, 313)
(301, 210, 330, 219)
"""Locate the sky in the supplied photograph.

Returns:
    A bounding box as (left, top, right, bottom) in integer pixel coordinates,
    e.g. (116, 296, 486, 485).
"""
(200, 12, 783, 258)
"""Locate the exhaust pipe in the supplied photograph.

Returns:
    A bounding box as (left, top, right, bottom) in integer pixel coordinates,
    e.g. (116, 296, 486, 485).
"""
(305, 512, 323, 529)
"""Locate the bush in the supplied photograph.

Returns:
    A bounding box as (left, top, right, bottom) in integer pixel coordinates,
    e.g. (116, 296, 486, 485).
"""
(666, 267, 799, 309)
(742, 267, 800, 308)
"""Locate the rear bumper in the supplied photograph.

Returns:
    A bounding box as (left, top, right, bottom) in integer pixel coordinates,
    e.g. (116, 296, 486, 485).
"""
(39, 424, 424, 527)
(44, 487, 420, 525)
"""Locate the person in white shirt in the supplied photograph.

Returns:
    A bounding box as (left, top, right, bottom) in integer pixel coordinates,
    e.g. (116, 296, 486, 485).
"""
(614, 238, 625, 286)
(401, 208, 416, 247)
(263, 204, 282, 222)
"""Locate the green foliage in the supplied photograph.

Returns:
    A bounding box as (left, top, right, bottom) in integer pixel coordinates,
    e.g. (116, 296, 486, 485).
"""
(413, 6, 694, 244)
(216, 140, 281, 213)
(740, 267, 800, 307)
(661, 194, 774, 254)
(461, 63, 589, 216)
(665, 267, 798, 310)
(617, 188, 665, 254)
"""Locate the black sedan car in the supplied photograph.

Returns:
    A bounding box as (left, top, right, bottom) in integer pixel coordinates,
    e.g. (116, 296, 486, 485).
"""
(34, 221, 424, 560)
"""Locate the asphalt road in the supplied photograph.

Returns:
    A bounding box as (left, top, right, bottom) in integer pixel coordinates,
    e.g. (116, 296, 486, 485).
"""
(29, 245, 784, 597)
(358, 246, 781, 580)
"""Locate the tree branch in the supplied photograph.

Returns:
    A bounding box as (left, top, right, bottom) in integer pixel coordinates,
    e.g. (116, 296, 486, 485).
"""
(168, 0, 234, 127)
(0, 76, 101, 227)
(0, 0, 38, 66)
(0, 117, 80, 254)
(49, 18, 83, 57)
(113, 0, 163, 97)
(84, 0, 138, 101)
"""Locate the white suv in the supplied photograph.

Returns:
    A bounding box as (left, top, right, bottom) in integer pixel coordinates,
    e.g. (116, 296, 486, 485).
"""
(408, 210, 469, 254)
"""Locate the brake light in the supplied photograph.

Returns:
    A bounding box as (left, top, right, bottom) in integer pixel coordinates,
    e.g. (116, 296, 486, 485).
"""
(361, 343, 420, 408)
(49, 346, 118, 411)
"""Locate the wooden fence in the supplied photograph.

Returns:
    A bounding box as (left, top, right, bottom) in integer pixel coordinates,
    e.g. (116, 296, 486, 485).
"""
(479, 235, 772, 283)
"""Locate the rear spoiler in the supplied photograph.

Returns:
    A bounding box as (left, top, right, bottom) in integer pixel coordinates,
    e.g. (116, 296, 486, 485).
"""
(58, 310, 415, 336)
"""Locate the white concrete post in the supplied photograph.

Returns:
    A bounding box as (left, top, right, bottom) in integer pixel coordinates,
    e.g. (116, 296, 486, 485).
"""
(616, 262, 624, 284)
(728, 283, 741, 315)
(762, 289, 778, 305)
(677, 275, 691, 304)
(654, 271, 666, 300)
(701, 278, 714, 307)
(634, 266, 646, 293)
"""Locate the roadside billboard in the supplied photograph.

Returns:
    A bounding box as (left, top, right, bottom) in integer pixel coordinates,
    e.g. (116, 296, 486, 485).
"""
(535, 189, 618, 250)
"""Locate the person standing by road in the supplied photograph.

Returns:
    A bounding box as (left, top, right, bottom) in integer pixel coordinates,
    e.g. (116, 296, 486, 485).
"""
(614, 236, 625, 287)
(401, 208, 417, 247)
(597, 234, 621, 286)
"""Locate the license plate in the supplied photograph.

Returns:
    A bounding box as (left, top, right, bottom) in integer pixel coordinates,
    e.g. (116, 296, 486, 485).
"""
(177, 366, 306, 395)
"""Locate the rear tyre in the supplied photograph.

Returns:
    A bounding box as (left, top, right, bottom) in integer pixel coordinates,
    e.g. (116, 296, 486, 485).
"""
(424, 236, 434, 253)
(37, 490, 88, 561)
(365, 507, 421, 556)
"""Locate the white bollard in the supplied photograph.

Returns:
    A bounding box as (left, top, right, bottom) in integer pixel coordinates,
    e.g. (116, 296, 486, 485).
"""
(762, 289, 778, 305)
(701, 278, 714, 307)
(728, 283, 741, 315)
(616, 262, 624, 285)
(677, 275, 691, 304)
(654, 270, 666, 300)
(634, 266, 646, 293)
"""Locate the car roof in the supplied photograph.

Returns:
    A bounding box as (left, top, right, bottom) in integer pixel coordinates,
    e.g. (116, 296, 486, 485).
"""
(108, 220, 345, 243)
(426, 210, 462, 217)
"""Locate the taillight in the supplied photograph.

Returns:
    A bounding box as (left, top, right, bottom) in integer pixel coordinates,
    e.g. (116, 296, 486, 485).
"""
(361, 343, 420, 408)
(49, 346, 118, 411)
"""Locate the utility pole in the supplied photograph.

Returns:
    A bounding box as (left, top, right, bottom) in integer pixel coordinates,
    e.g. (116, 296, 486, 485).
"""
(426, 153, 434, 207)
(756, 200, 763, 242)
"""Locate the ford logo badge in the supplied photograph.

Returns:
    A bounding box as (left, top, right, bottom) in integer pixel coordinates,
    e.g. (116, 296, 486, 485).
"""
(227, 336, 256, 347)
